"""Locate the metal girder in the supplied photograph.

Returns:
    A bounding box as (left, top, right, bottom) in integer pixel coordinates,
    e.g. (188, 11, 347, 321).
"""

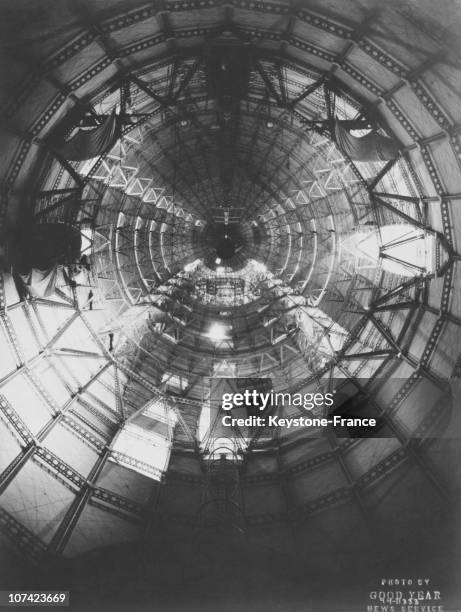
(373, 191, 421, 204)
(1, 43, 97, 127)
(339, 349, 395, 361)
(380, 252, 426, 274)
(0, 444, 37, 496)
(172, 57, 202, 102)
(371, 193, 427, 230)
(36, 187, 82, 197)
(0, 352, 113, 500)
(0, 121, 84, 188)
(324, 428, 374, 524)
(289, 76, 326, 108)
(49, 447, 111, 553)
(252, 56, 284, 106)
(367, 157, 400, 191)
(333, 362, 452, 502)
(370, 275, 426, 308)
(364, 311, 446, 389)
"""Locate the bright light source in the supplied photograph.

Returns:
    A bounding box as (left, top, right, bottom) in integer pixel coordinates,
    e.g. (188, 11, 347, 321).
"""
(215, 257, 222, 264)
(207, 322, 228, 342)
(250, 259, 268, 274)
(266, 120, 274, 128)
(183, 259, 201, 272)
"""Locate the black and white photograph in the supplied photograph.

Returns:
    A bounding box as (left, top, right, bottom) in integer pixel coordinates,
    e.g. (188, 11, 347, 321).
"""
(0, 0, 460, 610)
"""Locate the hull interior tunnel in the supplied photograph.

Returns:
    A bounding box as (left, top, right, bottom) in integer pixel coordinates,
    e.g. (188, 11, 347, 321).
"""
(0, 1, 460, 610)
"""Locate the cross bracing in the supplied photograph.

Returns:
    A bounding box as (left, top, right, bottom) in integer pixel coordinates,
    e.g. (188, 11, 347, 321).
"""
(0, 2, 459, 593)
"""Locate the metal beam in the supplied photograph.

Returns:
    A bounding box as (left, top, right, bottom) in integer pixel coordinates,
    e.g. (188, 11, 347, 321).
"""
(48, 447, 111, 553)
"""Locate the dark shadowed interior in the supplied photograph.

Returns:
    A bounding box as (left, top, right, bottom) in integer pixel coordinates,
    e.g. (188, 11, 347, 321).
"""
(0, 1, 460, 610)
